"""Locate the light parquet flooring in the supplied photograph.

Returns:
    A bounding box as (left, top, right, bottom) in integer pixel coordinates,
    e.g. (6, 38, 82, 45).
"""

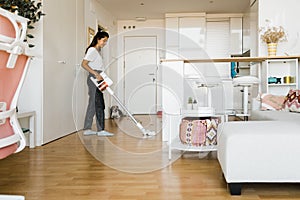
(1, 116, 300, 200)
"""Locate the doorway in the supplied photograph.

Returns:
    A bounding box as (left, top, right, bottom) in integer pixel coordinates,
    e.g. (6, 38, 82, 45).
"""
(123, 36, 158, 114)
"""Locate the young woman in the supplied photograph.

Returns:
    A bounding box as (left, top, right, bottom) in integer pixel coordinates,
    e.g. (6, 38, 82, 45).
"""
(81, 31, 113, 136)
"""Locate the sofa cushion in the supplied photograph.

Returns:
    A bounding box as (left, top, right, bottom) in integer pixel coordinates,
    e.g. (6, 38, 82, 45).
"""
(283, 89, 300, 113)
(260, 93, 285, 111)
(250, 110, 300, 121)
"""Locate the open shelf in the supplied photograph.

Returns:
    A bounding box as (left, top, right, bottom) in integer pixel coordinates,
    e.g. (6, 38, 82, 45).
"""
(262, 58, 298, 95)
(170, 138, 217, 152)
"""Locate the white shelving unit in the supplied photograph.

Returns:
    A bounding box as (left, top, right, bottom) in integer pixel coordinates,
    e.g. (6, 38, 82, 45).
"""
(261, 59, 298, 95)
(161, 59, 225, 160)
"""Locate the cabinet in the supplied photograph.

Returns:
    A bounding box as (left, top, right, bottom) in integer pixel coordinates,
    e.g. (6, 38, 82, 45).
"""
(161, 59, 225, 159)
(261, 59, 298, 95)
(165, 13, 206, 59)
(17, 111, 36, 148)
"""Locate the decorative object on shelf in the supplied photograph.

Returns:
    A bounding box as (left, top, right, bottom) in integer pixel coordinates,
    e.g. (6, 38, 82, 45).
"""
(186, 97, 198, 110)
(192, 99, 198, 110)
(259, 19, 287, 56)
(268, 76, 281, 84)
(87, 27, 95, 45)
(267, 43, 278, 56)
(283, 76, 295, 84)
(187, 97, 193, 110)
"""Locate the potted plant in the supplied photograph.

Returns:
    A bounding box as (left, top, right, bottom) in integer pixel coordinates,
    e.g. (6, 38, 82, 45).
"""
(0, 0, 45, 47)
(187, 97, 193, 110)
(259, 20, 287, 56)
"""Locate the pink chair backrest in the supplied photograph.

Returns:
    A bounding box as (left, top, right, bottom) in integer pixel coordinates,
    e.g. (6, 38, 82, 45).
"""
(0, 8, 29, 159)
(0, 14, 16, 38)
(0, 50, 29, 159)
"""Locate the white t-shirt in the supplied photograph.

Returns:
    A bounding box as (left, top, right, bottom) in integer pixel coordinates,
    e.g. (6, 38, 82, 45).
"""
(83, 47, 104, 71)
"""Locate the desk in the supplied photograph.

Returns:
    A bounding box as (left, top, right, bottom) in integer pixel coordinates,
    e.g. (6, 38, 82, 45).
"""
(161, 55, 300, 63)
(17, 111, 36, 148)
(161, 55, 300, 93)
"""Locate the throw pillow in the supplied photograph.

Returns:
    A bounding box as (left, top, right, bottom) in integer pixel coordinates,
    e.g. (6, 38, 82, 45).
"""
(283, 89, 300, 112)
(260, 93, 285, 111)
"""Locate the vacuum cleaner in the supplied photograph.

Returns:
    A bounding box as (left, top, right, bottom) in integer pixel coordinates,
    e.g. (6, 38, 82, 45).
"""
(90, 72, 156, 137)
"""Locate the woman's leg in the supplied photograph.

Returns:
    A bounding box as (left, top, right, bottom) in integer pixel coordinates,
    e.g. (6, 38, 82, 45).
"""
(83, 73, 96, 130)
(95, 89, 105, 131)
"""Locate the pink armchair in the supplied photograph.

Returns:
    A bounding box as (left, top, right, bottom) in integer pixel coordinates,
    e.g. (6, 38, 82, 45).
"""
(0, 7, 31, 200)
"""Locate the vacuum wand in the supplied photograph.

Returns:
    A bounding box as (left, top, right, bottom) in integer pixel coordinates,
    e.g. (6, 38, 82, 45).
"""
(90, 72, 156, 137)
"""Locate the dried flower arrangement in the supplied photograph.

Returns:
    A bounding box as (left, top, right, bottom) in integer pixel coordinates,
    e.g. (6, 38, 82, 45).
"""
(259, 25, 287, 44)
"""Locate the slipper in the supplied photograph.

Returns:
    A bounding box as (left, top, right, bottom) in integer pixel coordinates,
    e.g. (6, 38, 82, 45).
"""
(83, 129, 97, 136)
(97, 130, 114, 137)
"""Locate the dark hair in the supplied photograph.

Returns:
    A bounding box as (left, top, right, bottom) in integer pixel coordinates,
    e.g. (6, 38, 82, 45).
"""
(85, 31, 109, 54)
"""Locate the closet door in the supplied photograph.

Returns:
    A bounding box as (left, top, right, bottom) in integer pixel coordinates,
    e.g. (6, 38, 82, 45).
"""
(179, 17, 206, 59)
(43, 0, 79, 143)
(206, 20, 230, 78)
(165, 17, 179, 59)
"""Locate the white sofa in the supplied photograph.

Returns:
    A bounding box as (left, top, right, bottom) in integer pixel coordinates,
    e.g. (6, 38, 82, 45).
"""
(250, 109, 300, 121)
(218, 110, 300, 195)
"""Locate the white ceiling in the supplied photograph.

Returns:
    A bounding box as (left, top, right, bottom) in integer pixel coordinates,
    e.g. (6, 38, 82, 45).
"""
(97, 0, 250, 20)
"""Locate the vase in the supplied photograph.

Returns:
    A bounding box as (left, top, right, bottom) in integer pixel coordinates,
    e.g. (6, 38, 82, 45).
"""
(267, 43, 277, 56)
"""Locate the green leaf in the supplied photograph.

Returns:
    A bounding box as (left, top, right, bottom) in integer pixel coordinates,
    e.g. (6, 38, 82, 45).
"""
(27, 34, 34, 39)
(27, 25, 34, 29)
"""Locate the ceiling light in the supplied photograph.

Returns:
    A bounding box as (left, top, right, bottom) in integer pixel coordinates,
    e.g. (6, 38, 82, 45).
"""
(135, 17, 146, 21)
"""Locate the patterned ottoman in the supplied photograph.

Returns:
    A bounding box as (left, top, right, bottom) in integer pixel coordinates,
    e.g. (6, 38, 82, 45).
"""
(179, 117, 221, 146)
(217, 121, 300, 195)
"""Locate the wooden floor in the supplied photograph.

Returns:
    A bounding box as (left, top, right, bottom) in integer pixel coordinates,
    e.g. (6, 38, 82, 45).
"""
(1, 116, 300, 200)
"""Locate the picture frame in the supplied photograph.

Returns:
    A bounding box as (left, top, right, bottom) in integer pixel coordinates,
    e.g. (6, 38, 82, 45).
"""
(87, 27, 95, 45)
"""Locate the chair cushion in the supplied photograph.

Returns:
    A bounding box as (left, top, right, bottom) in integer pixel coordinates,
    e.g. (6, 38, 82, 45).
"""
(233, 76, 260, 86)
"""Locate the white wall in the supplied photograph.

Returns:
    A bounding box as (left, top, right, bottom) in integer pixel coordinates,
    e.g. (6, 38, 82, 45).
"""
(18, 9, 43, 145)
(243, 0, 300, 57)
(258, 0, 300, 56)
(116, 19, 165, 109)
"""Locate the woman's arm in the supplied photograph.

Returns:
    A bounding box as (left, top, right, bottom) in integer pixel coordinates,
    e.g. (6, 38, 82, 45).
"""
(81, 59, 103, 81)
